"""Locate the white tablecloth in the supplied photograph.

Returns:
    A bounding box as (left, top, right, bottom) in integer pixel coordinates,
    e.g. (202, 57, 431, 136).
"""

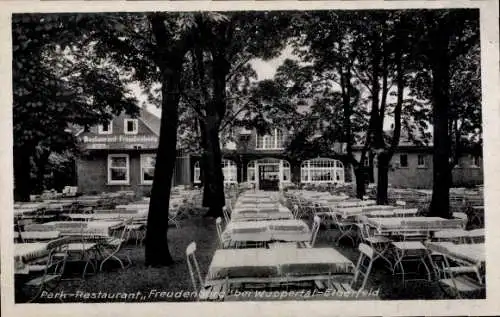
(367, 217, 463, 233)
(15, 242, 50, 273)
(43, 220, 124, 236)
(17, 231, 60, 241)
(231, 204, 293, 221)
(222, 219, 310, 243)
(426, 242, 485, 264)
(207, 248, 355, 281)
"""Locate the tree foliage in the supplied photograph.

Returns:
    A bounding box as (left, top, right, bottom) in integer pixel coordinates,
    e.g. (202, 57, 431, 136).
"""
(12, 14, 137, 201)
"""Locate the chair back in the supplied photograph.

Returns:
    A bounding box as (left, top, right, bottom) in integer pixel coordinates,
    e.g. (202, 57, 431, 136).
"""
(292, 204, 299, 219)
(352, 243, 374, 292)
(309, 216, 321, 247)
(186, 242, 203, 294)
(216, 217, 223, 246)
(222, 206, 230, 224)
(357, 216, 371, 241)
(453, 212, 469, 229)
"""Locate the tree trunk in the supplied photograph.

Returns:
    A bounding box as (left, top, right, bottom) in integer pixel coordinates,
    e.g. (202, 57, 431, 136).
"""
(353, 166, 366, 199)
(13, 146, 33, 202)
(201, 114, 225, 218)
(144, 67, 181, 267)
(376, 152, 390, 205)
(429, 20, 452, 219)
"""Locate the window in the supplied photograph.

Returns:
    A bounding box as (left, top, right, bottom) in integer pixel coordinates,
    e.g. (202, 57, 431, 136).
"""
(247, 161, 256, 182)
(141, 154, 156, 185)
(417, 154, 426, 168)
(399, 154, 408, 168)
(107, 154, 129, 185)
(222, 159, 237, 183)
(276, 129, 285, 149)
(301, 158, 345, 183)
(282, 161, 291, 182)
(194, 161, 201, 183)
(194, 159, 237, 184)
(124, 119, 138, 135)
(256, 128, 285, 150)
(98, 121, 112, 134)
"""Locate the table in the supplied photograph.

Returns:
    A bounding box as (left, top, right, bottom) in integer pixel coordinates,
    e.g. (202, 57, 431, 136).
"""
(426, 242, 485, 265)
(206, 248, 355, 284)
(366, 208, 419, 218)
(367, 217, 464, 234)
(42, 220, 124, 236)
(64, 210, 147, 221)
(14, 242, 49, 274)
(14, 208, 39, 217)
(16, 231, 60, 241)
(221, 220, 311, 245)
(231, 204, 294, 221)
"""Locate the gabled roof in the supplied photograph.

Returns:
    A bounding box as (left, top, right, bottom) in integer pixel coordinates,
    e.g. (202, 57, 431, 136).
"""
(138, 107, 161, 136)
(70, 107, 161, 137)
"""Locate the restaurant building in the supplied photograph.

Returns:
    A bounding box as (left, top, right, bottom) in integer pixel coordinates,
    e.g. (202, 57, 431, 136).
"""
(75, 109, 191, 196)
(74, 110, 482, 195)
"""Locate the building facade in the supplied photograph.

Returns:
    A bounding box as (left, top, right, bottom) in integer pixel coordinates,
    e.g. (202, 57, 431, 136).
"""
(75, 109, 191, 196)
(74, 110, 483, 194)
(191, 127, 349, 191)
(353, 134, 483, 188)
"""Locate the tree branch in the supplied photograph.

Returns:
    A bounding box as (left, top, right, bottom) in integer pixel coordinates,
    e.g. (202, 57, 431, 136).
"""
(219, 100, 253, 132)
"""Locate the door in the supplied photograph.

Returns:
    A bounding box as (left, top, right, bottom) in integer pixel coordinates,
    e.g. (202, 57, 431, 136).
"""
(258, 164, 279, 191)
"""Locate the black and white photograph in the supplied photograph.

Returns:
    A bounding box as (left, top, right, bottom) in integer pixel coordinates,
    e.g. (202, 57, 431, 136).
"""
(1, 0, 499, 316)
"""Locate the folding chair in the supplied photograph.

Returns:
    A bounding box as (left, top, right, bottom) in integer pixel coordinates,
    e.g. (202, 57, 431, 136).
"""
(314, 243, 375, 298)
(216, 217, 224, 248)
(357, 216, 393, 269)
(124, 217, 147, 246)
(303, 215, 321, 248)
(22, 246, 68, 303)
(186, 242, 203, 297)
(99, 219, 133, 271)
(222, 206, 230, 224)
(452, 212, 468, 229)
(292, 204, 300, 219)
(329, 208, 357, 246)
(436, 255, 484, 299)
(351, 243, 376, 293)
(168, 207, 181, 229)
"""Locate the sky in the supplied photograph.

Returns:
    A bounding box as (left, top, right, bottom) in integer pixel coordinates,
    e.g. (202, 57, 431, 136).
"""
(140, 47, 403, 133)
